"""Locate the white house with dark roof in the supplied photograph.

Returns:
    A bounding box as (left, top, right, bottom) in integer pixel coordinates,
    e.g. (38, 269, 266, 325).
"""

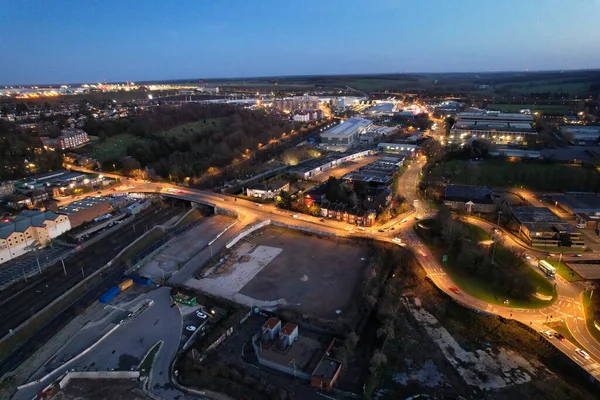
(0, 210, 71, 264)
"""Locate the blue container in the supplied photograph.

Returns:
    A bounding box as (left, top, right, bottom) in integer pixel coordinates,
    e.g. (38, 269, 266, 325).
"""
(131, 276, 153, 286)
(99, 286, 120, 304)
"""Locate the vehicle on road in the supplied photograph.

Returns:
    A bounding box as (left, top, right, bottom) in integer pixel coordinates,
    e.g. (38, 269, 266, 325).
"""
(414, 216, 420, 220)
(401, 218, 407, 223)
(449, 286, 460, 294)
(292, 214, 298, 219)
(413, 199, 419, 202)
(186, 326, 197, 332)
(393, 237, 402, 243)
(320, 219, 325, 222)
(378, 229, 385, 233)
(541, 330, 554, 338)
(255, 203, 263, 207)
(538, 260, 556, 278)
(357, 227, 366, 231)
(196, 311, 207, 319)
(575, 348, 590, 359)
(570, 253, 582, 257)
(548, 253, 556, 257)
(553, 332, 565, 341)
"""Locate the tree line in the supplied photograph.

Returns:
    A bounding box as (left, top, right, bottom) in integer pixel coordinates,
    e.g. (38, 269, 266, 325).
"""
(85, 104, 292, 181)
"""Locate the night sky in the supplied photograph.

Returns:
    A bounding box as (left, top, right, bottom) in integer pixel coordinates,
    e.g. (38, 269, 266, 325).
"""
(1, 0, 599, 85)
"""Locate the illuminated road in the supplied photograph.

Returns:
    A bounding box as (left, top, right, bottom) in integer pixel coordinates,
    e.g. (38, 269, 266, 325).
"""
(67, 162, 600, 379)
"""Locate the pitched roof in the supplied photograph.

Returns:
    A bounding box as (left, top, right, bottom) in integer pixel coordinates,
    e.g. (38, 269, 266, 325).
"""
(0, 210, 62, 239)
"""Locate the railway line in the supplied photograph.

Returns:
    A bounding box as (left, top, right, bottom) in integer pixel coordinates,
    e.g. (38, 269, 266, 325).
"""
(0, 205, 183, 340)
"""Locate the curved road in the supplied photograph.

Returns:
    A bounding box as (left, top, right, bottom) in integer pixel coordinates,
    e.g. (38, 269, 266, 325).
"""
(68, 160, 600, 380)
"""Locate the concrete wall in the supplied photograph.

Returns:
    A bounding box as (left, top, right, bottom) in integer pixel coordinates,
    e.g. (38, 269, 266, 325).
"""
(58, 371, 140, 389)
(226, 220, 271, 249)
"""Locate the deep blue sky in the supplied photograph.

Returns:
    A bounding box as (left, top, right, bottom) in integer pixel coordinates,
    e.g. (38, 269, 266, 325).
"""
(1, 0, 599, 85)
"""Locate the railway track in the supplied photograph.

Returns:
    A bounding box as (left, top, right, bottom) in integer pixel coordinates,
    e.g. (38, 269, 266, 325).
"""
(0, 205, 182, 339)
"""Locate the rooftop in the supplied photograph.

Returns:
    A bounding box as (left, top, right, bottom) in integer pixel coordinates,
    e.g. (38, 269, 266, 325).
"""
(321, 118, 372, 137)
(247, 180, 288, 192)
(57, 196, 110, 215)
(456, 112, 534, 122)
(263, 317, 281, 330)
(552, 194, 600, 212)
(0, 210, 62, 239)
(511, 206, 563, 224)
(312, 357, 342, 381)
(280, 323, 298, 336)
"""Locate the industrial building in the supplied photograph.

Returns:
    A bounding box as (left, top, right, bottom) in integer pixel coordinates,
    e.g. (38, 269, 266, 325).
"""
(0, 210, 71, 264)
(320, 118, 372, 150)
(443, 185, 496, 213)
(310, 339, 343, 392)
(552, 194, 600, 228)
(489, 148, 541, 159)
(511, 206, 584, 247)
(365, 102, 396, 116)
(289, 150, 371, 179)
(57, 196, 113, 228)
(342, 157, 402, 186)
(449, 112, 536, 144)
(560, 125, 600, 142)
(377, 142, 417, 155)
(245, 180, 290, 200)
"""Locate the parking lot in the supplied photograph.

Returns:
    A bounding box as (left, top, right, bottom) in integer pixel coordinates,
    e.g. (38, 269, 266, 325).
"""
(0, 244, 74, 286)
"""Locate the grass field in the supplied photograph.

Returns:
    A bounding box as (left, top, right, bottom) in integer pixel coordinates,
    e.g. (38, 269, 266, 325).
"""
(499, 82, 590, 96)
(160, 118, 224, 139)
(543, 258, 583, 282)
(486, 103, 578, 114)
(436, 159, 600, 192)
(89, 133, 153, 160)
(417, 220, 556, 308)
(464, 222, 492, 242)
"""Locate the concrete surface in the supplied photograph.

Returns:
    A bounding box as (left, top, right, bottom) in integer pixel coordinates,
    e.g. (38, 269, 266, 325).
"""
(14, 287, 184, 400)
(239, 227, 369, 318)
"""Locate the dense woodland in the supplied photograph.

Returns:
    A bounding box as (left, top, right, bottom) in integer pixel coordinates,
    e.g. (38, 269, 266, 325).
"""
(84, 104, 292, 181)
(0, 120, 62, 180)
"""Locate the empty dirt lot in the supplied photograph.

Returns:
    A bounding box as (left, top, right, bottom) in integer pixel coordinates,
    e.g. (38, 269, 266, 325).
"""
(239, 227, 369, 318)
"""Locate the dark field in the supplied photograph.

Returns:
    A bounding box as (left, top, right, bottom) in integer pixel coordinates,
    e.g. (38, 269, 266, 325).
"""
(239, 227, 370, 318)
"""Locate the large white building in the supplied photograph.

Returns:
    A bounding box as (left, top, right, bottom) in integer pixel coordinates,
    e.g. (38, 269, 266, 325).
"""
(320, 117, 372, 150)
(449, 112, 536, 144)
(0, 210, 71, 264)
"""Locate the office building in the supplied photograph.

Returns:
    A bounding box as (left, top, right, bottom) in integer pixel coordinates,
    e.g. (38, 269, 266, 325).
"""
(511, 206, 584, 247)
(449, 112, 536, 144)
(56, 129, 89, 150)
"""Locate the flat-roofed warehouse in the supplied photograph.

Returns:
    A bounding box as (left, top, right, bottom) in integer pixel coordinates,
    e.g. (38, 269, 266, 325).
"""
(560, 125, 600, 142)
(320, 118, 372, 150)
(449, 112, 536, 145)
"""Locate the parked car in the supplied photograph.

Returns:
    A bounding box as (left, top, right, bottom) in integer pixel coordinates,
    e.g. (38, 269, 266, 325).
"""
(196, 311, 207, 319)
(186, 326, 197, 332)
